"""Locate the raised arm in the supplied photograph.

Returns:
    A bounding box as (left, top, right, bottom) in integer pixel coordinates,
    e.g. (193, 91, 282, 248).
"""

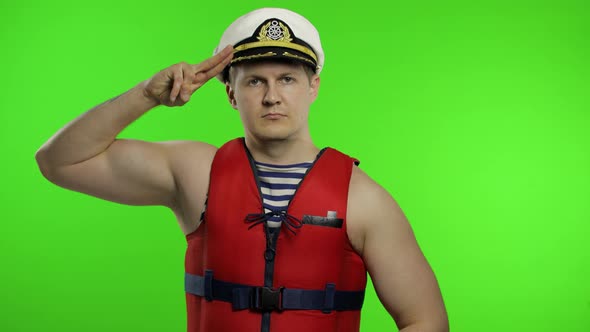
(35, 46, 233, 208)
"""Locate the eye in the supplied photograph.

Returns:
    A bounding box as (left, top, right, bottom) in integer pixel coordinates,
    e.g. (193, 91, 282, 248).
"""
(281, 76, 294, 83)
(248, 78, 261, 86)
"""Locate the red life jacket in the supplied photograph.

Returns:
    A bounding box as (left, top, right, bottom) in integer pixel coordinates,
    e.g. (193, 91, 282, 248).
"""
(184, 138, 367, 332)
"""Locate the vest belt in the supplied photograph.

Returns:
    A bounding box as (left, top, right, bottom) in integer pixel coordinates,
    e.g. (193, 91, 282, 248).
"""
(185, 271, 364, 313)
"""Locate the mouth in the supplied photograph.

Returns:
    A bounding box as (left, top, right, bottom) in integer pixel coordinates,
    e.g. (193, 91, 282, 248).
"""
(262, 113, 286, 119)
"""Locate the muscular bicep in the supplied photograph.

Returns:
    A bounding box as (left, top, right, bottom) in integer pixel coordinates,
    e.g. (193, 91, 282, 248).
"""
(41, 139, 213, 208)
(349, 168, 448, 330)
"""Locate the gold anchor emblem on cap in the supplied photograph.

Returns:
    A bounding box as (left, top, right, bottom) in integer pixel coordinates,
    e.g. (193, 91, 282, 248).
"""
(258, 20, 293, 43)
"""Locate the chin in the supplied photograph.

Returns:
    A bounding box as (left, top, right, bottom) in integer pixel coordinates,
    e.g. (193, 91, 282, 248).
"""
(257, 133, 291, 142)
(252, 128, 294, 142)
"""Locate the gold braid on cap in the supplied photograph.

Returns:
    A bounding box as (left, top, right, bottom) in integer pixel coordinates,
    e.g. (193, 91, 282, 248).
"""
(282, 52, 315, 65)
(231, 52, 277, 64)
(233, 20, 318, 63)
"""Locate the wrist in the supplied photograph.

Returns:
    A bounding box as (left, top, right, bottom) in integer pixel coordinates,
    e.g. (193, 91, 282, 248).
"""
(136, 80, 161, 109)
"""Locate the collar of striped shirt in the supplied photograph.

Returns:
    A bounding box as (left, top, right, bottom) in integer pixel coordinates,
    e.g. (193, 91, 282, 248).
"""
(254, 160, 313, 226)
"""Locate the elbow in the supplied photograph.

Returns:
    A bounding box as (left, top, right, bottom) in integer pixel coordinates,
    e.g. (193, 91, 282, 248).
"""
(35, 148, 48, 174)
(424, 311, 450, 332)
(437, 321, 449, 332)
(399, 322, 449, 332)
(397, 310, 449, 332)
(35, 157, 52, 181)
(35, 147, 57, 181)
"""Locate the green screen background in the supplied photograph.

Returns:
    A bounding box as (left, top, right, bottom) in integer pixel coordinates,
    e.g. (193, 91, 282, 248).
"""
(1, 0, 589, 331)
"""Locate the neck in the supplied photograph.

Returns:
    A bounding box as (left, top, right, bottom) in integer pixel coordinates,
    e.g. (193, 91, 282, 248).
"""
(244, 135, 320, 165)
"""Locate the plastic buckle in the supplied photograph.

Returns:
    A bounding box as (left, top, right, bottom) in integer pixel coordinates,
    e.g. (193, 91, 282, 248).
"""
(252, 286, 283, 311)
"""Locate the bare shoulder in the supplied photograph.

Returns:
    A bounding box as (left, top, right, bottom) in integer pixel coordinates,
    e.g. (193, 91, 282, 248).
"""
(348, 164, 391, 202)
(155, 139, 218, 191)
(347, 165, 405, 255)
(163, 140, 217, 234)
(164, 140, 218, 171)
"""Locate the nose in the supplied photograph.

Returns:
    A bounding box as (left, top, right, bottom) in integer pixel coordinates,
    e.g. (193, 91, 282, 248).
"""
(262, 83, 281, 106)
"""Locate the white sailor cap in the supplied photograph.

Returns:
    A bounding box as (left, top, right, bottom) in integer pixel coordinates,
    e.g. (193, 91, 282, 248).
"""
(213, 8, 324, 83)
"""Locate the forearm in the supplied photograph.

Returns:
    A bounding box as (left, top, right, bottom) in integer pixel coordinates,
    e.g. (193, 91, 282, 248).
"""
(36, 80, 158, 167)
(399, 322, 449, 332)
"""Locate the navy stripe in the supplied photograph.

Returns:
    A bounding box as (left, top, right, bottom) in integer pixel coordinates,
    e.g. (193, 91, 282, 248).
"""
(255, 161, 314, 169)
(262, 193, 293, 201)
(263, 202, 288, 211)
(257, 170, 305, 178)
(259, 181, 298, 190)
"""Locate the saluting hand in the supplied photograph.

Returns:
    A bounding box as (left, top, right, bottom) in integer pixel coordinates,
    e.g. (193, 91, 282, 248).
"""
(143, 45, 233, 107)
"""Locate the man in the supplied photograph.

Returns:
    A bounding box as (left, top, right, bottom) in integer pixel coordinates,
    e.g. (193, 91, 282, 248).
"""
(35, 7, 448, 332)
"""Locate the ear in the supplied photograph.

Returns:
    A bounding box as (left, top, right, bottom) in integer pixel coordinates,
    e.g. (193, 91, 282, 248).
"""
(309, 74, 320, 102)
(225, 83, 238, 110)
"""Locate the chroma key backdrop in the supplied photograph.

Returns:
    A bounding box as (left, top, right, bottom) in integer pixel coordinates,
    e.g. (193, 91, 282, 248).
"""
(1, 0, 588, 331)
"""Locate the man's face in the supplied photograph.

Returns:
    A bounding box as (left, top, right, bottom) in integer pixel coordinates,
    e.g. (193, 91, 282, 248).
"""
(226, 61, 320, 142)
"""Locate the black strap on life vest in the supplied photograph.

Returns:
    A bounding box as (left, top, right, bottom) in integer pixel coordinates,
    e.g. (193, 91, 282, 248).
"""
(185, 271, 364, 313)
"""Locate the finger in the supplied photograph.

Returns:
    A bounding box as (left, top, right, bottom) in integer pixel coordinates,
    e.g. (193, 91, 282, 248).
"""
(193, 44, 233, 73)
(180, 64, 195, 102)
(193, 50, 233, 86)
(170, 65, 184, 103)
(200, 50, 234, 82)
(185, 50, 233, 94)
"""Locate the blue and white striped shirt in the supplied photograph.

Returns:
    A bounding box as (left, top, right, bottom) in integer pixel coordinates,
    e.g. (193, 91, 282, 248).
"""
(255, 160, 313, 227)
